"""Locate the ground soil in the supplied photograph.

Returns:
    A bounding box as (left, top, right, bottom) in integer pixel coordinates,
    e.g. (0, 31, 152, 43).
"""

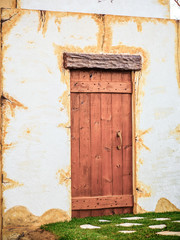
(17, 228, 57, 240)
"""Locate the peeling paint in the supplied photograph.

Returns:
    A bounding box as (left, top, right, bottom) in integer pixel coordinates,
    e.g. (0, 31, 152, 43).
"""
(155, 198, 180, 212)
(3, 206, 70, 228)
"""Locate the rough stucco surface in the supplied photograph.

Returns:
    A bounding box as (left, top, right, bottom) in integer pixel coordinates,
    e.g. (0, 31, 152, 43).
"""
(17, 0, 170, 19)
(1, 9, 180, 232)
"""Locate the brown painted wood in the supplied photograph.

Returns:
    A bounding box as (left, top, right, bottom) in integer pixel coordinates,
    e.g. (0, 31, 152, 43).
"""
(64, 53, 142, 70)
(111, 72, 124, 215)
(100, 72, 113, 216)
(71, 70, 133, 217)
(70, 81, 132, 93)
(71, 92, 80, 218)
(90, 71, 103, 217)
(72, 195, 133, 210)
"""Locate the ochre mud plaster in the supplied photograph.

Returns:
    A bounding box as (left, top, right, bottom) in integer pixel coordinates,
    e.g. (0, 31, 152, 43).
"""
(134, 203, 147, 214)
(1, 9, 23, 38)
(3, 206, 70, 228)
(155, 198, 180, 212)
(0, 0, 16, 8)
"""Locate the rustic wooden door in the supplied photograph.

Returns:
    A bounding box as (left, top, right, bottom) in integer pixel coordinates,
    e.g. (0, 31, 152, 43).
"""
(71, 69, 133, 218)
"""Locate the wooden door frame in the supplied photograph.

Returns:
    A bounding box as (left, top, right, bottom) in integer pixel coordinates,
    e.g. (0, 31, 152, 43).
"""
(64, 52, 142, 215)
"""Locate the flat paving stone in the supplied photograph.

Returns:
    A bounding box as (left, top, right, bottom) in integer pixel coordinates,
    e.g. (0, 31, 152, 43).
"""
(173, 220, 180, 223)
(116, 223, 143, 227)
(151, 218, 171, 221)
(156, 231, 180, 236)
(149, 224, 166, 229)
(118, 230, 136, 233)
(80, 224, 101, 229)
(99, 220, 111, 222)
(121, 217, 144, 220)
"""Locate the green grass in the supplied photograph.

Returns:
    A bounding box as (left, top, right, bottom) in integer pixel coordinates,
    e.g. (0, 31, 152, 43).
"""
(41, 212, 180, 239)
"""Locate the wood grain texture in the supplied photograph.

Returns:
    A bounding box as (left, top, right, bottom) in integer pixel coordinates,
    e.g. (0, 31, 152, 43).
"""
(72, 195, 133, 210)
(71, 70, 133, 217)
(71, 93, 80, 218)
(64, 53, 142, 70)
(70, 81, 132, 93)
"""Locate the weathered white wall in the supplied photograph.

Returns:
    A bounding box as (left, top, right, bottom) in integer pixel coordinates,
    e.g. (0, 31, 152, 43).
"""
(17, 0, 170, 19)
(170, 0, 180, 19)
(1, 8, 180, 234)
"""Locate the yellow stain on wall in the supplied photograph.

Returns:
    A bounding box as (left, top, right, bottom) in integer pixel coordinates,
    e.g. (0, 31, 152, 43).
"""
(154, 107, 174, 120)
(56, 166, 71, 188)
(2, 172, 23, 191)
(136, 181, 152, 198)
(2, 92, 28, 118)
(157, 0, 169, 6)
(38, 10, 50, 37)
(170, 124, 180, 143)
(136, 128, 152, 152)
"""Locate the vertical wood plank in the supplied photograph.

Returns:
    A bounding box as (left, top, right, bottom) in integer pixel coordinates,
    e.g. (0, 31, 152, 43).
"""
(111, 72, 123, 215)
(71, 71, 81, 218)
(122, 72, 132, 214)
(122, 93, 132, 196)
(101, 71, 113, 216)
(90, 71, 102, 217)
(78, 70, 91, 218)
(122, 71, 131, 82)
(79, 93, 91, 218)
(71, 93, 80, 218)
